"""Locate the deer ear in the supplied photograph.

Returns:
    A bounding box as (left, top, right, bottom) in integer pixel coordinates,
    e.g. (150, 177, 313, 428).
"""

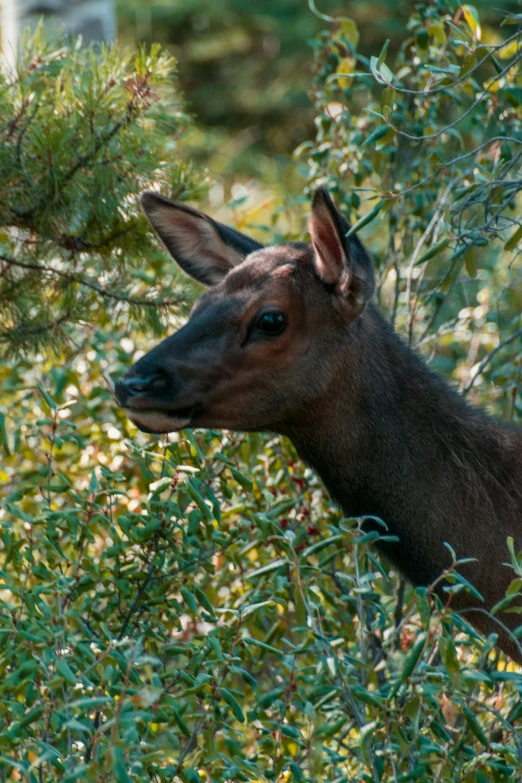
(140, 192, 263, 286)
(308, 188, 375, 316)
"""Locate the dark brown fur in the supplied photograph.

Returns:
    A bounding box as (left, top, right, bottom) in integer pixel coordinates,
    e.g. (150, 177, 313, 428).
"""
(116, 189, 522, 662)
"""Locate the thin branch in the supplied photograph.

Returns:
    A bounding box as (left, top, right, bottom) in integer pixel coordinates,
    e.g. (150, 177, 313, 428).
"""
(0, 253, 181, 308)
(12, 93, 140, 221)
(462, 326, 522, 394)
(379, 29, 522, 97)
(387, 52, 522, 143)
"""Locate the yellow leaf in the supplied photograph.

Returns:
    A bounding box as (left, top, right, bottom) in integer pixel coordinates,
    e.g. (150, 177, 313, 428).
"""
(483, 76, 500, 93)
(462, 5, 482, 41)
(337, 56, 355, 89)
(499, 39, 519, 59)
(427, 20, 447, 46)
(236, 198, 274, 228)
(340, 18, 359, 48)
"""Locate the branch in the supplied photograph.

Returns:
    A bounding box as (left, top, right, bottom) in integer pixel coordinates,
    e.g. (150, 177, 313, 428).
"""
(387, 52, 522, 143)
(12, 94, 140, 221)
(377, 29, 522, 97)
(462, 326, 522, 395)
(0, 253, 181, 308)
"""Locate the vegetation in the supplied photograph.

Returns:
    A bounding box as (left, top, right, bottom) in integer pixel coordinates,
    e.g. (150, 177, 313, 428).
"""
(0, 3, 522, 783)
(116, 0, 515, 181)
(0, 28, 203, 357)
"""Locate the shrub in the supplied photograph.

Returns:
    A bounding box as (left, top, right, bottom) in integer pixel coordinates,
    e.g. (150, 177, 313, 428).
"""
(1, 5, 522, 783)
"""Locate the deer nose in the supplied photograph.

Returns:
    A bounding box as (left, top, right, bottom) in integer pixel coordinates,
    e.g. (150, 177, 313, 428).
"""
(115, 373, 167, 407)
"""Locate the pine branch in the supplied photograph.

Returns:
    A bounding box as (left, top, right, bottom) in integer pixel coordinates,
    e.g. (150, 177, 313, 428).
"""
(0, 253, 181, 308)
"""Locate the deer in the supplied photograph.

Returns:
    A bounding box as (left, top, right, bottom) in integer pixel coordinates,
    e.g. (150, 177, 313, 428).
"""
(115, 188, 522, 662)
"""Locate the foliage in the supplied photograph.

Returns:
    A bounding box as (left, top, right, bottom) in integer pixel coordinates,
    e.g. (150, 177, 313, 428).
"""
(0, 28, 203, 357)
(3, 352, 522, 783)
(117, 0, 515, 181)
(300, 0, 522, 415)
(1, 5, 522, 783)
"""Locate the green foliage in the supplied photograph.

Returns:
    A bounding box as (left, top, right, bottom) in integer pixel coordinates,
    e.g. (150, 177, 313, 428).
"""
(2, 5, 522, 783)
(300, 0, 522, 416)
(0, 28, 204, 357)
(2, 354, 522, 783)
(117, 0, 515, 181)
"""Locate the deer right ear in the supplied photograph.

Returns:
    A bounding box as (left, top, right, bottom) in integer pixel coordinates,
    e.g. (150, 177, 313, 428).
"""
(140, 192, 263, 286)
(308, 188, 375, 319)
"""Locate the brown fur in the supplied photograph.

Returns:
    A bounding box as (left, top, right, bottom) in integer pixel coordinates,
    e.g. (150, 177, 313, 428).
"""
(116, 189, 522, 662)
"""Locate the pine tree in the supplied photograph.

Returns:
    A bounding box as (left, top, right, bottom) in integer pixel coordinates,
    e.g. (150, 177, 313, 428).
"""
(0, 28, 204, 357)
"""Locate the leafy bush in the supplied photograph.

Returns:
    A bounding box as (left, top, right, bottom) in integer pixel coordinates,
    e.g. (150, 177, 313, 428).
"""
(1, 5, 522, 783)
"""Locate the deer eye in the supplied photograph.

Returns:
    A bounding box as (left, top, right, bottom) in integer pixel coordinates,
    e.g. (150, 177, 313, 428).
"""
(256, 310, 287, 336)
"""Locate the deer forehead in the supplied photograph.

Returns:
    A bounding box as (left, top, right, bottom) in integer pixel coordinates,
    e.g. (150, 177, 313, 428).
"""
(223, 245, 310, 293)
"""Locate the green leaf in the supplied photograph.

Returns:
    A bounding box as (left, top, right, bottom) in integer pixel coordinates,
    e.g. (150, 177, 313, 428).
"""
(346, 201, 384, 237)
(362, 125, 390, 146)
(301, 534, 343, 558)
(504, 225, 522, 252)
(379, 62, 394, 83)
(229, 465, 253, 492)
(192, 584, 217, 617)
(464, 246, 477, 278)
(0, 413, 10, 456)
(36, 381, 57, 410)
(463, 706, 489, 745)
(111, 746, 131, 783)
(243, 637, 285, 657)
(220, 687, 245, 722)
(172, 705, 191, 737)
(258, 686, 286, 708)
(186, 480, 213, 522)
(241, 599, 276, 619)
(414, 238, 451, 266)
(245, 559, 289, 580)
(88, 470, 100, 494)
(56, 658, 77, 686)
(389, 632, 428, 698)
(180, 587, 199, 613)
(507, 536, 522, 575)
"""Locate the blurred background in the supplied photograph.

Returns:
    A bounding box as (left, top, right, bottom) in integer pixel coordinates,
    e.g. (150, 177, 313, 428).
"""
(1, 0, 517, 201)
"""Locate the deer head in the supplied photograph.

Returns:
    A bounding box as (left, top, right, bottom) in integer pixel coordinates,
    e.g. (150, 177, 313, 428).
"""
(115, 188, 375, 435)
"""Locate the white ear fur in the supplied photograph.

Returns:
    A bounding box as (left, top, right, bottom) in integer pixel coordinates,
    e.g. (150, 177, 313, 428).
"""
(308, 197, 348, 287)
(150, 206, 244, 285)
(140, 192, 251, 286)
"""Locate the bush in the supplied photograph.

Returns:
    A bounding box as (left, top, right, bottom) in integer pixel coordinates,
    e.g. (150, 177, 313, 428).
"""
(1, 6, 522, 783)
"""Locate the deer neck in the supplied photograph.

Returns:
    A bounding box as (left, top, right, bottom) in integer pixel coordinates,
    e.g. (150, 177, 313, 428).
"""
(284, 305, 519, 589)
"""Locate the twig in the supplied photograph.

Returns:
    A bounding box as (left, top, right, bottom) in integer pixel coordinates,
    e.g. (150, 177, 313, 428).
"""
(462, 326, 522, 395)
(0, 253, 181, 308)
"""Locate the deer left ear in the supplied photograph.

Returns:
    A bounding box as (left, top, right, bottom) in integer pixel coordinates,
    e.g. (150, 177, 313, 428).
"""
(308, 188, 375, 318)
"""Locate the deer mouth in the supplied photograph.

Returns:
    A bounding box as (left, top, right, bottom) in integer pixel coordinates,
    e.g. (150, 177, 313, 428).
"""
(124, 405, 196, 434)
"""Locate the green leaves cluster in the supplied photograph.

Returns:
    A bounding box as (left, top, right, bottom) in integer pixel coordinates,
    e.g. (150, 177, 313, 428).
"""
(0, 28, 204, 357)
(2, 355, 522, 783)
